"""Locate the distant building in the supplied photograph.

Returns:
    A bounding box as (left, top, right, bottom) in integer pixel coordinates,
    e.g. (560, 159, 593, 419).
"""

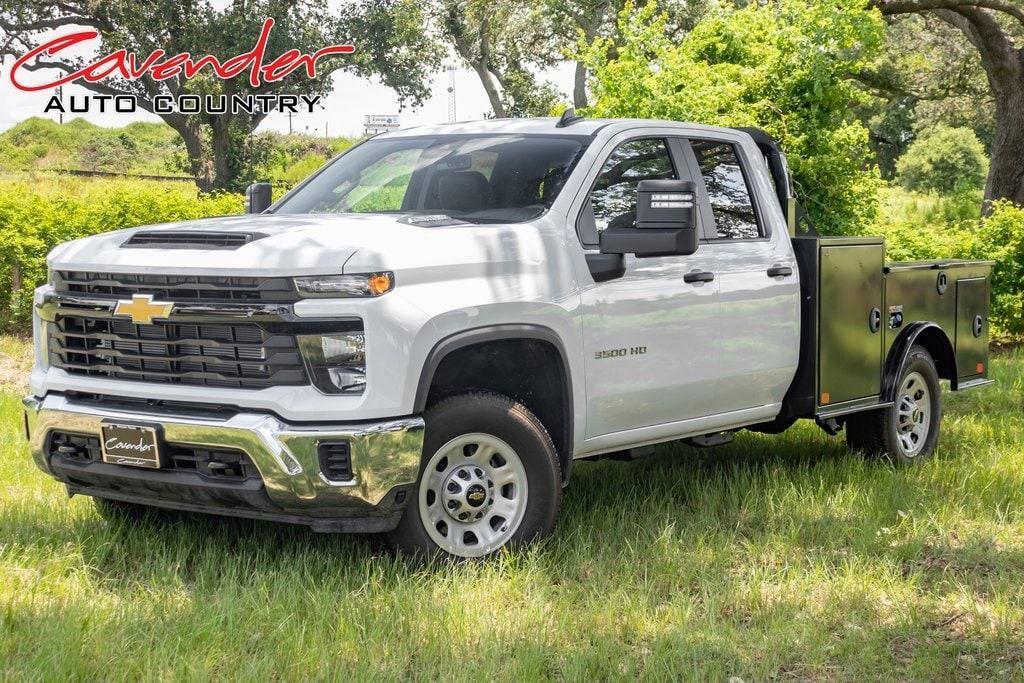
(364, 114, 400, 137)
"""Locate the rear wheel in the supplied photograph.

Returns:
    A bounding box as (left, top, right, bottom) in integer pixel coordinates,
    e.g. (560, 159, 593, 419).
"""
(387, 391, 561, 559)
(845, 345, 942, 465)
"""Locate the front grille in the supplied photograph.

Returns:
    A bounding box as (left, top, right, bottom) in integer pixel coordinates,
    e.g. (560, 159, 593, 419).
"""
(48, 431, 259, 482)
(121, 231, 265, 250)
(49, 316, 307, 389)
(53, 270, 298, 303)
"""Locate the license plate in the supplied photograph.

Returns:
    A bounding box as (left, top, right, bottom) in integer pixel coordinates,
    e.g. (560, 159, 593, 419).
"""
(101, 423, 162, 469)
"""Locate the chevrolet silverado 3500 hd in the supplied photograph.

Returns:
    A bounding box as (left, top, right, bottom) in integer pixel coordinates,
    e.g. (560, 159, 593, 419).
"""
(23, 115, 994, 558)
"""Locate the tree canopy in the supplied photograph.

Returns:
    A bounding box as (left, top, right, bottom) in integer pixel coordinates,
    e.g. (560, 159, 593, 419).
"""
(582, 0, 885, 235)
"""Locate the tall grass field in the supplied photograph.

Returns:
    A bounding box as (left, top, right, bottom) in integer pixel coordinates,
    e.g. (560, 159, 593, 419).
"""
(1, 337, 1022, 679)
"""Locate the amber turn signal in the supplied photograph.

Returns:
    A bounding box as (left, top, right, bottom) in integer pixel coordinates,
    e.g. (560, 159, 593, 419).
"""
(368, 272, 394, 296)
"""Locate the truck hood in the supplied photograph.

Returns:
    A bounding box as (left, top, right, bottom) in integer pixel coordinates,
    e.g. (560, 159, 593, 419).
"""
(48, 213, 551, 277)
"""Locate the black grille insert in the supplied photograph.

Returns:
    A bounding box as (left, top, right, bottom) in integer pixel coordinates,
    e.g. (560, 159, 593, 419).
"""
(49, 316, 307, 389)
(53, 271, 298, 303)
(48, 431, 259, 481)
(122, 231, 265, 250)
(318, 441, 353, 482)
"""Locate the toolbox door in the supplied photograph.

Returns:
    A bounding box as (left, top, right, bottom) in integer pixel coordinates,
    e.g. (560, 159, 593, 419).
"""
(955, 277, 989, 379)
(818, 243, 884, 405)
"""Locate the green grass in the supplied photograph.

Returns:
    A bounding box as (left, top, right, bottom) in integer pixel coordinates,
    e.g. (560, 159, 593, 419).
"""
(2, 345, 1023, 679)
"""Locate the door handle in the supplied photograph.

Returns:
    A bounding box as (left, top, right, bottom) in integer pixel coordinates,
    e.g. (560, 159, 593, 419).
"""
(683, 270, 715, 283)
(767, 264, 793, 277)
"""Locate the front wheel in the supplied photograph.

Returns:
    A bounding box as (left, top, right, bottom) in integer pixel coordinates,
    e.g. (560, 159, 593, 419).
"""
(845, 344, 942, 465)
(387, 391, 561, 559)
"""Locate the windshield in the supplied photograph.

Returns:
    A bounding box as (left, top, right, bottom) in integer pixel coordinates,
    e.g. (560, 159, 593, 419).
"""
(273, 134, 590, 223)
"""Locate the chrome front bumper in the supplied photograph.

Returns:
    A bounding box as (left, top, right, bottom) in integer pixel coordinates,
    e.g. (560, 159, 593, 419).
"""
(23, 393, 424, 529)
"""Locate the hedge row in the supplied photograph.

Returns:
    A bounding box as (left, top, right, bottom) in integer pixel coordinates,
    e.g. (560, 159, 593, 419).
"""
(1, 176, 1022, 340)
(0, 175, 242, 331)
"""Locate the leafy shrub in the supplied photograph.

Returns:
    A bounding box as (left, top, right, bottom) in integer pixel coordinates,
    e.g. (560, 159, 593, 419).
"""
(0, 175, 242, 331)
(974, 202, 1024, 339)
(876, 189, 1024, 340)
(896, 126, 988, 194)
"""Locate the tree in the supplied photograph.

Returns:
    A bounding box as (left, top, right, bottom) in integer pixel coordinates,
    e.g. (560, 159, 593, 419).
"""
(435, 0, 706, 118)
(854, 13, 994, 178)
(897, 125, 989, 193)
(0, 0, 439, 192)
(583, 0, 885, 235)
(871, 0, 1024, 208)
(437, 0, 564, 118)
(542, 0, 707, 109)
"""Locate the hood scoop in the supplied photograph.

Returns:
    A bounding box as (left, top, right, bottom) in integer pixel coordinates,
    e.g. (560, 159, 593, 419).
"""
(121, 231, 267, 250)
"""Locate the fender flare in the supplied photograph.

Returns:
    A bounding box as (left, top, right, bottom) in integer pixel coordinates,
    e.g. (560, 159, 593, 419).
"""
(882, 322, 958, 402)
(413, 323, 575, 481)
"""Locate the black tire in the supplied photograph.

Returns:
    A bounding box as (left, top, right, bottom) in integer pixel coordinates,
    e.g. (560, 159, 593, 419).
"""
(387, 391, 562, 559)
(845, 345, 942, 465)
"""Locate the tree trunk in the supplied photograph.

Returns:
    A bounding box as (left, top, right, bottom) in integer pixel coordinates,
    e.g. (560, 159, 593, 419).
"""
(986, 89, 1024, 208)
(573, 61, 588, 109)
(474, 64, 507, 118)
(171, 118, 214, 193)
(210, 117, 233, 192)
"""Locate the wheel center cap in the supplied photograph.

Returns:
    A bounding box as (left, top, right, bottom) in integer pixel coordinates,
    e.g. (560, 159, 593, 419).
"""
(466, 483, 487, 508)
(441, 466, 493, 521)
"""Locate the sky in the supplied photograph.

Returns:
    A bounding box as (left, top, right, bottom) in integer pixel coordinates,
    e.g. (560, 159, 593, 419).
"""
(0, 45, 578, 138)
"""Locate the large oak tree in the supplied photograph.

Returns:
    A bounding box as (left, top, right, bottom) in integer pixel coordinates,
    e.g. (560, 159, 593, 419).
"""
(0, 0, 439, 191)
(873, 0, 1024, 207)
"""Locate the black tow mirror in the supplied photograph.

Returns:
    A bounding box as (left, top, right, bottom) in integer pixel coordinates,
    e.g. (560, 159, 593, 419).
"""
(245, 182, 273, 214)
(599, 180, 698, 258)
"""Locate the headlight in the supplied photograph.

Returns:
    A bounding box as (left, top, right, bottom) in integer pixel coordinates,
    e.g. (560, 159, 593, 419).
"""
(294, 272, 394, 298)
(298, 332, 366, 394)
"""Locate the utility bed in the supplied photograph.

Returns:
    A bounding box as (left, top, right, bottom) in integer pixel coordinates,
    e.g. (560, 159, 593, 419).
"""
(785, 236, 994, 421)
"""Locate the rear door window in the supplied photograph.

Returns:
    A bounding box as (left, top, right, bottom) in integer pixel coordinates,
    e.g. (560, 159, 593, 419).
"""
(690, 140, 762, 240)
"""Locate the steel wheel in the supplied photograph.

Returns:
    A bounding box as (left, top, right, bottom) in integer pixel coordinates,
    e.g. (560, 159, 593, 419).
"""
(895, 371, 931, 457)
(418, 432, 529, 558)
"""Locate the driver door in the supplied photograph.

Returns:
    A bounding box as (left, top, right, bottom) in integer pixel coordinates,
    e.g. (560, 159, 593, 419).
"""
(576, 135, 722, 441)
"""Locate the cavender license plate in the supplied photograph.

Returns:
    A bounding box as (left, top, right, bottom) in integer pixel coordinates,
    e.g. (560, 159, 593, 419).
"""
(101, 423, 161, 469)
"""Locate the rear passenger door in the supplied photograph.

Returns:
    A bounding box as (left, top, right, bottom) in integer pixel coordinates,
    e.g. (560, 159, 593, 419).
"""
(685, 136, 800, 415)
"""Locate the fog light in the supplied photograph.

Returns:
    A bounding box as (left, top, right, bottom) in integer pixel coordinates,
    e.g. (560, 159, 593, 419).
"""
(298, 332, 366, 394)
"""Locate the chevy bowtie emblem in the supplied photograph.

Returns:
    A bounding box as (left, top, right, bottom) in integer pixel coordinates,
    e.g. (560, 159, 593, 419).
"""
(113, 294, 174, 325)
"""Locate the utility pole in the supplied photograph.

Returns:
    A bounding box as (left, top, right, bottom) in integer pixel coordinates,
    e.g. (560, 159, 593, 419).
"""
(287, 110, 293, 135)
(446, 64, 457, 123)
(56, 86, 63, 124)
(325, 121, 329, 140)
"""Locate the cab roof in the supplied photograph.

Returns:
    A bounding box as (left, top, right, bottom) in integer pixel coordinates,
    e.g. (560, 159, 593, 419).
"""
(377, 117, 744, 139)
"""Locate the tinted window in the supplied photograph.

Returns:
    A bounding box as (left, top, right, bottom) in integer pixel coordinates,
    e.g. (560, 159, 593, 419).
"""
(692, 141, 761, 239)
(275, 135, 589, 224)
(589, 138, 676, 233)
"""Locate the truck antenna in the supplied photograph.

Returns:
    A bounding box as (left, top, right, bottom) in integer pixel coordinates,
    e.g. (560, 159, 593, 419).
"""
(556, 107, 584, 128)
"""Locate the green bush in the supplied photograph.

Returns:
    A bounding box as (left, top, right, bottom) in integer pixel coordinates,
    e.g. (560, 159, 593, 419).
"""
(876, 189, 1024, 341)
(896, 126, 988, 195)
(0, 175, 242, 331)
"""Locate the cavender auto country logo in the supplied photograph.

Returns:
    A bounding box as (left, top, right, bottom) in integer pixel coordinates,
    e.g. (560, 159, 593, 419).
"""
(8, 18, 354, 115)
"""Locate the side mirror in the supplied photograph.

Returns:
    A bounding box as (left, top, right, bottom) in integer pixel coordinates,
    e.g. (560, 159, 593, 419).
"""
(245, 182, 273, 214)
(599, 180, 698, 258)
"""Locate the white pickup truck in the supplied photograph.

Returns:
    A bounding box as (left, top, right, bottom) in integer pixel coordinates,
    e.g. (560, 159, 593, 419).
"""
(23, 115, 994, 558)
